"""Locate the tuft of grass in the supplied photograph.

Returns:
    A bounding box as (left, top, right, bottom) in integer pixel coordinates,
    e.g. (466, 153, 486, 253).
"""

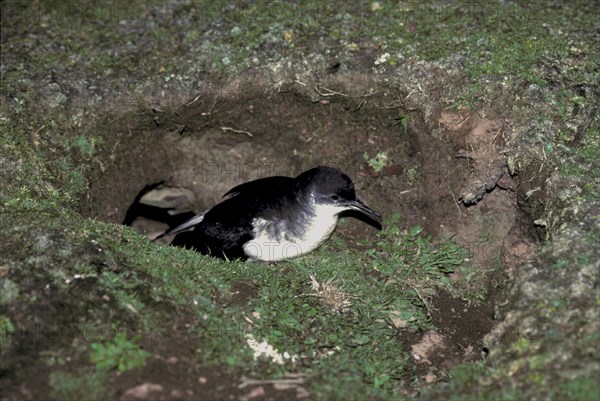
(369, 213, 483, 303)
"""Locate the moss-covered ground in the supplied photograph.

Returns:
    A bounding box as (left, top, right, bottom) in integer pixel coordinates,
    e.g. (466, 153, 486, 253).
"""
(1, 1, 598, 400)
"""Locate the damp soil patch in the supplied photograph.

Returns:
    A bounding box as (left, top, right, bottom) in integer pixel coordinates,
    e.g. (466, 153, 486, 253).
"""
(74, 76, 538, 399)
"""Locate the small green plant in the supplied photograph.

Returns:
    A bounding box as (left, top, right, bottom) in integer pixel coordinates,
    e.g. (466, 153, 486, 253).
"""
(364, 151, 389, 172)
(41, 350, 68, 367)
(89, 332, 150, 372)
(393, 114, 410, 135)
(370, 213, 467, 278)
(0, 315, 15, 345)
(0, 315, 15, 334)
(73, 135, 97, 157)
(511, 338, 531, 353)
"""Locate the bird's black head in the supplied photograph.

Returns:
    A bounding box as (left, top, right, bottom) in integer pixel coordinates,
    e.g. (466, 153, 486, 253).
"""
(296, 166, 383, 229)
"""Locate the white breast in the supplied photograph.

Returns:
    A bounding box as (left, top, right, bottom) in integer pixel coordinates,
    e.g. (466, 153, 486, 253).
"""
(243, 203, 343, 262)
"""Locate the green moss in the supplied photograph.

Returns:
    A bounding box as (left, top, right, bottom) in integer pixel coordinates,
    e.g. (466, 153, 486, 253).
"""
(447, 363, 486, 388)
(49, 369, 111, 401)
(555, 374, 600, 401)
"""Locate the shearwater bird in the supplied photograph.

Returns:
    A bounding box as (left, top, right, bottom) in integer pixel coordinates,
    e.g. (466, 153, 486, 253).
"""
(156, 166, 382, 262)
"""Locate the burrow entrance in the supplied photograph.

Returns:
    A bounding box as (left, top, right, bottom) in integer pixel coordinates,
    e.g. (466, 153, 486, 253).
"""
(82, 76, 538, 382)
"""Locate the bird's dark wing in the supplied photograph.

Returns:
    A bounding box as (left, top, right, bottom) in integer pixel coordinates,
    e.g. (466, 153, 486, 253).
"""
(170, 195, 258, 260)
(153, 211, 207, 240)
(222, 176, 293, 200)
(167, 175, 298, 259)
(170, 224, 253, 260)
(174, 177, 297, 259)
(156, 176, 293, 240)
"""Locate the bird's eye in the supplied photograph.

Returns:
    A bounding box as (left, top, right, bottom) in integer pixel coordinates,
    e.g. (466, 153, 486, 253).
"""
(331, 195, 339, 201)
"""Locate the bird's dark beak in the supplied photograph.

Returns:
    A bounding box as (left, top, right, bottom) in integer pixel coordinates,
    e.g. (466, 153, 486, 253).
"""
(343, 198, 383, 229)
